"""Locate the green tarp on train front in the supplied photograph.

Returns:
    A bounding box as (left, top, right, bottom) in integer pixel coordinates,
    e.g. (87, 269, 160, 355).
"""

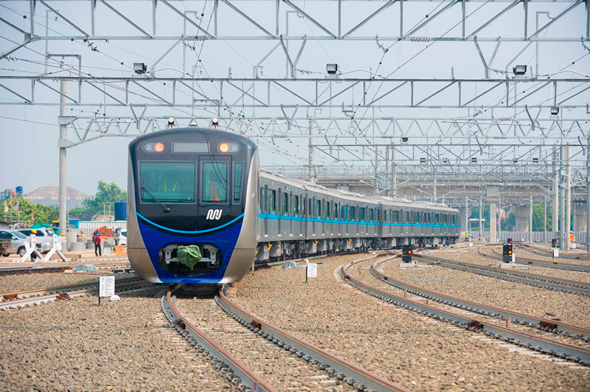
(177, 245, 202, 270)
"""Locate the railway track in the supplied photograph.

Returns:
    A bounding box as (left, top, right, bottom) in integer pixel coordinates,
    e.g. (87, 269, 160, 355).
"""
(0, 266, 70, 276)
(416, 253, 590, 297)
(0, 276, 151, 310)
(162, 289, 409, 392)
(340, 256, 590, 366)
(479, 246, 590, 273)
(518, 243, 590, 261)
(370, 257, 590, 342)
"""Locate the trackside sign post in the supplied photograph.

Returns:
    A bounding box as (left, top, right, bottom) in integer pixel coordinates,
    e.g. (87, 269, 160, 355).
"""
(98, 276, 115, 306)
(306, 260, 317, 283)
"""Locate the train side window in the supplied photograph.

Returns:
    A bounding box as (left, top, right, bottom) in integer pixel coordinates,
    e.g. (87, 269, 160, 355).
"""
(414, 212, 420, 223)
(369, 209, 373, 221)
(310, 198, 314, 217)
(326, 201, 330, 218)
(294, 195, 299, 216)
(270, 190, 276, 214)
(392, 210, 398, 223)
(360, 208, 365, 222)
(405, 211, 409, 223)
(350, 206, 355, 221)
(334, 203, 339, 220)
(282, 192, 289, 215)
(233, 162, 243, 203)
(317, 200, 322, 217)
(301, 195, 305, 215)
(342, 205, 346, 220)
(435, 214, 439, 223)
(260, 187, 265, 213)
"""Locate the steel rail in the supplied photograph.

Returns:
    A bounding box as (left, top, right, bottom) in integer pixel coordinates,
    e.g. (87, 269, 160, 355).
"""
(0, 277, 149, 310)
(371, 257, 590, 341)
(417, 254, 590, 297)
(515, 243, 590, 263)
(161, 292, 277, 392)
(216, 278, 409, 392)
(482, 246, 590, 273)
(0, 266, 69, 276)
(340, 257, 590, 366)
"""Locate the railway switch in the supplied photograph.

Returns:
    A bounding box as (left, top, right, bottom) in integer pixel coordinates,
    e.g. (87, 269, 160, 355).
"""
(503, 244, 513, 263)
(402, 246, 413, 263)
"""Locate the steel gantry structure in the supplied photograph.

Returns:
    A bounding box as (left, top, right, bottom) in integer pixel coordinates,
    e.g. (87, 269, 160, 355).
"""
(0, 0, 589, 247)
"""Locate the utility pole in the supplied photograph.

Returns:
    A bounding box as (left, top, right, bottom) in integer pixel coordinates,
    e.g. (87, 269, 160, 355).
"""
(308, 118, 316, 185)
(560, 143, 566, 249)
(385, 145, 390, 197)
(433, 166, 437, 203)
(391, 145, 397, 198)
(565, 143, 571, 250)
(498, 197, 502, 242)
(58, 80, 67, 236)
(529, 196, 533, 243)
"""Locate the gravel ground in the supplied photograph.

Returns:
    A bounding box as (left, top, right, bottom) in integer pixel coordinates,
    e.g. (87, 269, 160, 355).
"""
(228, 254, 590, 391)
(512, 246, 590, 264)
(434, 247, 590, 284)
(382, 255, 590, 328)
(0, 274, 100, 293)
(176, 296, 355, 391)
(0, 286, 237, 391)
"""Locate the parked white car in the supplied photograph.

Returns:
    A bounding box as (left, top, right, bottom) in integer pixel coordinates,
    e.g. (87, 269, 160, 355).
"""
(18, 228, 54, 252)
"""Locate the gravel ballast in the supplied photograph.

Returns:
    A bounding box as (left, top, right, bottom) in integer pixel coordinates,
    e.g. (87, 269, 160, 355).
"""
(228, 254, 590, 392)
(0, 287, 236, 391)
(0, 274, 100, 293)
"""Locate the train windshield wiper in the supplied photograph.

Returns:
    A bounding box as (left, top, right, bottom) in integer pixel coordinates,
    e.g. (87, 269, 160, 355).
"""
(141, 186, 171, 213)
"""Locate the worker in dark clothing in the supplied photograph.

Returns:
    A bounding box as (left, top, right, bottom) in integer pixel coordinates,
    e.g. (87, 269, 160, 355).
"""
(92, 230, 102, 256)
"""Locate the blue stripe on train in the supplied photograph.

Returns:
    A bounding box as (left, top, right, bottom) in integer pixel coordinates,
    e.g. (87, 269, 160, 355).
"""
(257, 213, 459, 228)
(136, 214, 243, 283)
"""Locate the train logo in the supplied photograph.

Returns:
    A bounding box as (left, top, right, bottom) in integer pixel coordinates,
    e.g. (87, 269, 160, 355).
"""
(206, 209, 223, 220)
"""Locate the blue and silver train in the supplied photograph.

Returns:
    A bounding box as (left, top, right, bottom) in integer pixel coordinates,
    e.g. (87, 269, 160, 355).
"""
(128, 127, 459, 284)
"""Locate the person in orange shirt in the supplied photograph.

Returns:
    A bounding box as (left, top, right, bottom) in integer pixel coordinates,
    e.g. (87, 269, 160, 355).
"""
(570, 231, 575, 246)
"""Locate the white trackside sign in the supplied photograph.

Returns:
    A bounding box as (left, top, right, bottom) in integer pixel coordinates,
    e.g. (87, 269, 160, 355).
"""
(307, 263, 317, 278)
(99, 276, 115, 297)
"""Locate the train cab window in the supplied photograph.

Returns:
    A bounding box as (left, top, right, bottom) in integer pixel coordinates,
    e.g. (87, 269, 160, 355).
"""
(293, 195, 299, 216)
(233, 162, 243, 203)
(270, 190, 277, 214)
(140, 162, 195, 203)
(201, 162, 228, 203)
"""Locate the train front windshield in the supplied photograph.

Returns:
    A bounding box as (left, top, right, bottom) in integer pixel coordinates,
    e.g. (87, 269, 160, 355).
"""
(130, 128, 256, 233)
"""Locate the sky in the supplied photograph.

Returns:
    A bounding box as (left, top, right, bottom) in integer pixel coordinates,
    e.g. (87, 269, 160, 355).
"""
(0, 0, 588, 196)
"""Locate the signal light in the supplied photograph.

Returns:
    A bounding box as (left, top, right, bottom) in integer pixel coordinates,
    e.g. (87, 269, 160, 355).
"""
(219, 142, 229, 153)
(155, 142, 165, 153)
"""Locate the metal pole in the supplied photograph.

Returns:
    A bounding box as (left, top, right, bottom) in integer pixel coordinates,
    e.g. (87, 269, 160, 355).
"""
(553, 145, 559, 240)
(566, 143, 571, 250)
(560, 143, 566, 249)
(498, 196, 502, 242)
(392, 145, 397, 198)
(465, 196, 469, 239)
(58, 79, 67, 236)
(586, 133, 590, 252)
(433, 166, 437, 202)
(308, 118, 315, 185)
(479, 196, 483, 241)
(385, 145, 390, 197)
(529, 196, 533, 243)
(543, 195, 547, 242)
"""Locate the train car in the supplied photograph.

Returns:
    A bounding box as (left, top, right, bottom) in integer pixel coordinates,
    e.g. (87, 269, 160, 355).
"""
(128, 127, 459, 283)
(127, 127, 259, 284)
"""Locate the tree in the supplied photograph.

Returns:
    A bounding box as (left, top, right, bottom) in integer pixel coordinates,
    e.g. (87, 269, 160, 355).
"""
(2, 197, 59, 224)
(69, 181, 127, 219)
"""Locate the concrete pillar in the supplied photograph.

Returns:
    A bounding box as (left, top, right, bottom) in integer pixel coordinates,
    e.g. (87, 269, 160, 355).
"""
(458, 207, 471, 235)
(574, 203, 587, 232)
(489, 202, 497, 243)
(511, 205, 530, 233)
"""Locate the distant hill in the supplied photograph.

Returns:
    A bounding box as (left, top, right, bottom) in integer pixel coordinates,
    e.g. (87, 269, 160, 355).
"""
(24, 186, 89, 210)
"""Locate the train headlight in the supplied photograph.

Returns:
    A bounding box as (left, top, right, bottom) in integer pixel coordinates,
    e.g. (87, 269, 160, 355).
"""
(143, 142, 165, 153)
(218, 142, 239, 153)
